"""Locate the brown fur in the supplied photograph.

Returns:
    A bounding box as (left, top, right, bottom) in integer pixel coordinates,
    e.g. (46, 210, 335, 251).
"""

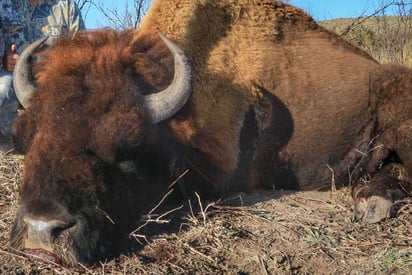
(137, 0, 410, 190)
(10, 0, 411, 266)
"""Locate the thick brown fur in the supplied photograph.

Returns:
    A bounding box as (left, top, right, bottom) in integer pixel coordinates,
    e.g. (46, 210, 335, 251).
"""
(137, 0, 410, 191)
(10, 0, 412, 267)
(12, 30, 182, 265)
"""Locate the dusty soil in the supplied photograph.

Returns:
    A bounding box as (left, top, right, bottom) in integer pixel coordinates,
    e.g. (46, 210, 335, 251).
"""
(0, 154, 411, 274)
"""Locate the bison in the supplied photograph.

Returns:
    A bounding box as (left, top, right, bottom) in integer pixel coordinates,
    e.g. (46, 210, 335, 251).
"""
(9, 0, 411, 267)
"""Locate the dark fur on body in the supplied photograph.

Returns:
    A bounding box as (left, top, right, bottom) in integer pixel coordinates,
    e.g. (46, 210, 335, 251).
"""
(10, 0, 411, 266)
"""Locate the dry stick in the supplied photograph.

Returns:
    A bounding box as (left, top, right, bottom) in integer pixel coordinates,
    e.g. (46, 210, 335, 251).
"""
(0, 148, 14, 155)
(131, 233, 150, 246)
(95, 206, 115, 224)
(184, 192, 216, 227)
(149, 205, 184, 224)
(132, 203, 184, 244)
(194, 192, 206, 226)
(130, 169, 190, 235)
(147, 168, 189, 217)
(130, 196, 182, 234)
(183, 242, 215, 263)
(144, 168, 189, 218)
(185, 198, 199, 226)
(6, 247, 72, 273)
(349, 136, 382, 183)
(78, 262, 94, 274)
(0, 248, 27, 261)
(194, 192, 216, 226)
(259, 255, 269, 275)
(340, 0, 396, 36)
(327, 164, 337, 198)
(185, 158, 213, 184)
(319, 247, 335, 260)
(99, 261, 106, 275)
(166, 261, 186, 272)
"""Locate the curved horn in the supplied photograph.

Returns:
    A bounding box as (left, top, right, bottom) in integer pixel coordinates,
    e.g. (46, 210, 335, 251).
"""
(143, 33, 193, 123)
(13, 36, 48, 108)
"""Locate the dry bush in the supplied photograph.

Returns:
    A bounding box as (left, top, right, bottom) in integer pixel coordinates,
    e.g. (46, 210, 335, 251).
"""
(321, 1, 412, 66)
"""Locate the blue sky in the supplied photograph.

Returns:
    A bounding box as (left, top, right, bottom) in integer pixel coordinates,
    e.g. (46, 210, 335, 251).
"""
(84, 0, 395, 29)
(289, 0, 394, 20)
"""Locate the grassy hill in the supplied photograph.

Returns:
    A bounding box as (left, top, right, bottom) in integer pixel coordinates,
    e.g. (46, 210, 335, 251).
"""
(319, 16, 412, 66)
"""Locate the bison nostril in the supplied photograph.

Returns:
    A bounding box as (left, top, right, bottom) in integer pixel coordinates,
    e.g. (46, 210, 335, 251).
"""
(51, 226, 65, 239)
(23, 216, 75, 246)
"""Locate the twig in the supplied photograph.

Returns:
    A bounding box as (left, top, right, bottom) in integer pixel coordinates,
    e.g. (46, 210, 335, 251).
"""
(131, 233, 150, 246)
(95, 206, 115, 224)
(130, 169, 189, 235)
(6, 247, 72, 272)
(259, 255, 269, 275)
(147, 188, 176, 217)
(78, 262, 94, 274)
(340, 0, 396, 36)
(146, 169, 189, 216)
(166, 261, 186, 272)
(0, 248, 28, 261)
(327, 164, 336, 197)
(183, 243, 215, 263)
(349, 136, 382, 182)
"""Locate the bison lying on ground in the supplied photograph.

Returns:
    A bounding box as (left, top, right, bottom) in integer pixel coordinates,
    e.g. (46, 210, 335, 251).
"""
(9, 0, 411, 267)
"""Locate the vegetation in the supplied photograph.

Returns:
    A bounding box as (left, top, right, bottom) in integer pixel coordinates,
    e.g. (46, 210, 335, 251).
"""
(320, 15, 412, 66)
(75, 0, 151, 29)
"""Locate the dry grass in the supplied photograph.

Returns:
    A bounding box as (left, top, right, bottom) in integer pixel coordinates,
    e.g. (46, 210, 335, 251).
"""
(320, 16, 412, 66)
(0, 154, 411, 274)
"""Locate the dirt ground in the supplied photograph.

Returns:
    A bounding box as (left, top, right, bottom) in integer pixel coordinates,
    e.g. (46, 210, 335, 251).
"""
(0, 154, 411, 274)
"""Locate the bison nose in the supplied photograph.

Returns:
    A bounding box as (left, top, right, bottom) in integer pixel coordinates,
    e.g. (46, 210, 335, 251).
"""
(23, 216, 75, 250)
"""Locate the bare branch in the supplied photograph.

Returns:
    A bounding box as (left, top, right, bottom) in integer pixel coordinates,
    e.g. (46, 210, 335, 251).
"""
(92, 0, 151, 29)
(340, 0, 396, 36)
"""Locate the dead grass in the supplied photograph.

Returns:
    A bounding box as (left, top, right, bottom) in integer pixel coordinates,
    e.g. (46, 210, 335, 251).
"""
(0, 154, 411, 274)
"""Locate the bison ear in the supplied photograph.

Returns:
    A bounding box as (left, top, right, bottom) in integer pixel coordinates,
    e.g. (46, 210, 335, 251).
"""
(12, 110, 38, 154)
(89, 108, 151, 163)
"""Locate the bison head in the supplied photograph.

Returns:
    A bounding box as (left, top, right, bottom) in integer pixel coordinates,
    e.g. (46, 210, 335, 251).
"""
(9, 30, 193, 266)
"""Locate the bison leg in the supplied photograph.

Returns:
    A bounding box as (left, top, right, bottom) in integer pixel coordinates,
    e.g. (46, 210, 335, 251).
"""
(352, 170, 411, 223)
(353, 121, 412, 223)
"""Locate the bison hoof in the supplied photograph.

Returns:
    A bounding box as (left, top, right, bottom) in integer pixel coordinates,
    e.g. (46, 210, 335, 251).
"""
(353, 195, 395, 223)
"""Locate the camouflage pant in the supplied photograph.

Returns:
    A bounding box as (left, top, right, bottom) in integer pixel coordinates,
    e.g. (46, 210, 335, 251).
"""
(0, 71, 18, 137)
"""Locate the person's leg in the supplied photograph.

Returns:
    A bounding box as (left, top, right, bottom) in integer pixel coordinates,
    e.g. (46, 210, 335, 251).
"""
(0, 71, 17, 154)
(0, 71, 13, 104)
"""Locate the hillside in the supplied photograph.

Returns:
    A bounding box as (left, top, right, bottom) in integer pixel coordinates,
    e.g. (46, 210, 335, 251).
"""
(319, 16, 412, 66)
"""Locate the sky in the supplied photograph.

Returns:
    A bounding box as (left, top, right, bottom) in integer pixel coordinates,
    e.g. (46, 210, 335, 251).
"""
(84, 0, 396, 29)
(289, 0, 395, 20)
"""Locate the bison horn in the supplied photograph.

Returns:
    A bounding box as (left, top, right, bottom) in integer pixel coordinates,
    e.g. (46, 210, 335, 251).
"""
(13, 36, 49, 108)
(143, 33, 193, 123)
